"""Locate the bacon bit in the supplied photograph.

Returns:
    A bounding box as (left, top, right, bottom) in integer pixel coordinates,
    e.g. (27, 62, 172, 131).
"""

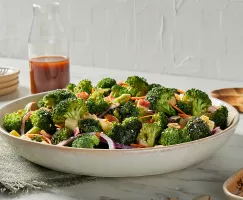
(137, 99, 150, 108)
(139, 115, 154, 119)
(40, 130, 52, 139)
(130, 143, 147, 148)
(169, 103, 186, 114)
(130, 96, 146, 100)
(178, 113, 192, 118)
(178, 89, 185, 94)
(76, 92, 89, 101)
(104, 114, 119, 123)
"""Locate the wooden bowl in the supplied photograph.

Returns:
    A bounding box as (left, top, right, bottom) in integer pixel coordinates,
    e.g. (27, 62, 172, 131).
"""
(211, 88, 243, 113)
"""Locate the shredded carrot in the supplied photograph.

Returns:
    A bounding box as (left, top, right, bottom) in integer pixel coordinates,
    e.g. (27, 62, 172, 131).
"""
(130, 143, 147, 148)
(169, 103, 186, 114)
(42, 135, 52, 144)
(178, 113, 192, 118)
(95, 132, 101, 138)
(178, 89, 185, 94)
(55, 124, 63, 128)
(139, 115, 154, 119)
(130, 96, 146, 100)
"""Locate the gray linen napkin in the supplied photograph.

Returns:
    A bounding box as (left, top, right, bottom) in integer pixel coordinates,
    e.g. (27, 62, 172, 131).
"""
(0, 135, 99, 195)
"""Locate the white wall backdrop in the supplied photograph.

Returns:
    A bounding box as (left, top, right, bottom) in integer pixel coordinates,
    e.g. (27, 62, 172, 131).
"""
(0, 0, 242, 81)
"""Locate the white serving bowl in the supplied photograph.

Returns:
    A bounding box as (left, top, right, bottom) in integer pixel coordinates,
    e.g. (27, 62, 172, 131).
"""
(0, 92, 240, 177)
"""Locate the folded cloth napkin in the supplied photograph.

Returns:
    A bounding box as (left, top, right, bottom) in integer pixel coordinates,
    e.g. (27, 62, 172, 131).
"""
(0, 135, 98, 195)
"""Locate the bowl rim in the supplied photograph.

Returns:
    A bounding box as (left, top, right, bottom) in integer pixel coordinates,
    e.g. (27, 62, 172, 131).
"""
(0, 91, 240, 153)
(223, 168, 243, 199)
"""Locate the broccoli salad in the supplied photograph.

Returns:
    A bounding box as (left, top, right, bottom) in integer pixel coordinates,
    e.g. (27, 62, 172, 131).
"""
(2, 76, 229, 149)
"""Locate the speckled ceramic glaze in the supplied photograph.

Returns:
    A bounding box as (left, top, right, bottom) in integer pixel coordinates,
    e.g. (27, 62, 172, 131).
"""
(0, 92, 240, 177)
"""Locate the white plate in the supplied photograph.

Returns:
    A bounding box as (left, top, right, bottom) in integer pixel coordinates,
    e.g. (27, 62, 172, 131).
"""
(0, 77, 19, 89)
(0, 92, 240, 177)
(0, 82, 19, 96)
(0, 67, 20, 83)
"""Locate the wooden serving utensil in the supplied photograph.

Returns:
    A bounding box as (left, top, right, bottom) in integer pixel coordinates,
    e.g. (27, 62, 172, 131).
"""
(211, 88, 243, 113)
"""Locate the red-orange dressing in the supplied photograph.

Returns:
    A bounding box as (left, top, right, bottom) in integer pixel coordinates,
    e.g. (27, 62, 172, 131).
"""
(29, 56, 70, 94)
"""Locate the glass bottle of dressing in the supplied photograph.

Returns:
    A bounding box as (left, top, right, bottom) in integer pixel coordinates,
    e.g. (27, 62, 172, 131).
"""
(28, 2, 70, 94)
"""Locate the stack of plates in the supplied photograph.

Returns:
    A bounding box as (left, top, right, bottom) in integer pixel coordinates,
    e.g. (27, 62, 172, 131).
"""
(0, 67, 20, 96)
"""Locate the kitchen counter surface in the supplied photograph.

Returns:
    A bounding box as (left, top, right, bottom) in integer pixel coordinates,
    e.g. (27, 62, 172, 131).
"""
(0, 57, 243, 200)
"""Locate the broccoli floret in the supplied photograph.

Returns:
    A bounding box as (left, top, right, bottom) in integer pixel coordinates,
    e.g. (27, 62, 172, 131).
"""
(176, 101, 192, 115)
(30, 109, 56, 134)
(86, 90, 109, 114)
(136, 112, 168, 147)
(183, 117, 211, 140)
(152, 112, 168, 130)
(158, 127, 190, 146)
(78, 118, 102, 133)
(66, 83, 76, 92)
(37, 89, 76, 109)
(74, 79, 92, 94)
(137, 123, 161, 147)
(148, 83, 163, 91)
(72, 134, 100, 148)
(112, 101, 139, 121)
(31, 135, 43, 142)
(53, 98, 88, 125)
(113, 94, 131, 104)
(125, 76, 149, 97)
(145, 87, 177, 116)
(108, 117, 142, 145)
(96, 78, 117, 89)
(182, 88, 212, 117)
(209, 105, 228, 130)
(51, 127, 74, 145)
(110, 84, 130, 98)
(3, 109, 33, 133)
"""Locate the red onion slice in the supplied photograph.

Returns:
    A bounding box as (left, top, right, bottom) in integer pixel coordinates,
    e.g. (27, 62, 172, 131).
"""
(57, 134, 81, 146)
(74, 127, 80, 136)
(21, 111, 33, 135)
(208, 106, 217, 113)
(211, 126, 222, 135)
(100, 132, 115, 149)
(98, 103, 120, 118)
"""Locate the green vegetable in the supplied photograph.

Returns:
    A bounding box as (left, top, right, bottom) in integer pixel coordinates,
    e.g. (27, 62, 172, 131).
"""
(110, 84, 130, 98)
(125, 76, 149, 97)
(51, 127, 74, 145)
(26, 126, 41, 135)
(182, 88, 212, 117)
(72, 134, 100, 148)
(209, 105, 228, 130)
(96, 77, 116, 89)
(86, 90, 109, 114)
(137, 123, 161, 147)
(30, 109, 56, 134)
(183, 117, 211, 140)
(3, 109, 33, 133)
(74, 79, 92, 94)
(31, 135, 43, 142)
(113, 94, 131, 104)
(145, 87, 177, 116)
(37, 89, 76, 109)
(176, 101, 192, 115)
(66, 83, 76, 92)
(159, 127, 190, 146)
(152, 112, 168, 130)
(113, 101, 139, 121)
(78, 118, 102, 133)
(53, 98, 87, 125)
(108, 117, 142, 145)
(148, 83, 163, 91)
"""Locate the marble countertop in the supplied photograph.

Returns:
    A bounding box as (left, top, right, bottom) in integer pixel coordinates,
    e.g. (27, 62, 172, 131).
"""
(0, 57, 243, 200)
